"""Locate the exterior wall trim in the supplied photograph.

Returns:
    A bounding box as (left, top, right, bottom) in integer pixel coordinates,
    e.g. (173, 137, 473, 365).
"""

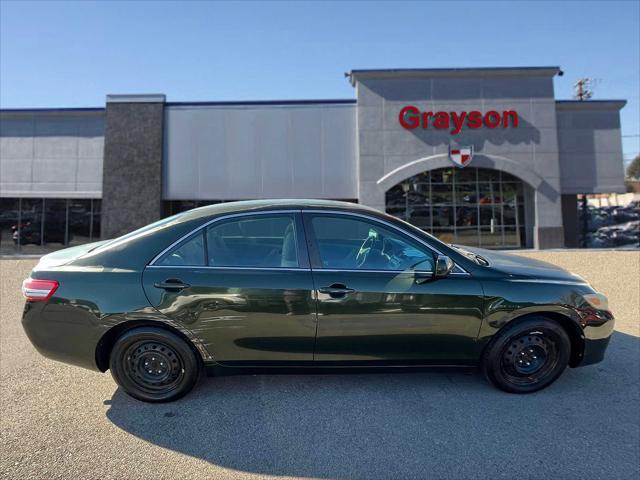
(349, 66, 561, 85)
(106, 94, 166, 103)
(0, 191, 101, 199)
(166, 99, 355, 107)
(0, 108, 104, 115)
(555, 100, 626, 111)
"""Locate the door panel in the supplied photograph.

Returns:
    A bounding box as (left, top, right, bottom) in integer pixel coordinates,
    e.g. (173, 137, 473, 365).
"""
(142, 211, 317, 364)
(312, 270, 484, 363)
(303, 212, 484, 364)
(143, 267, 316, 363)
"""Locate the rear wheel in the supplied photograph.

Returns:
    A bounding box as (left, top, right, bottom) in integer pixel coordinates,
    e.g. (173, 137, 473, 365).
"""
(482, 317, 570, 393)
(109, 327, 200, 403)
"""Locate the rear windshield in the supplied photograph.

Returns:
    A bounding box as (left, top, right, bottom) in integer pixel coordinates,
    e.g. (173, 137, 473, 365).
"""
(88, 213, 184, 254)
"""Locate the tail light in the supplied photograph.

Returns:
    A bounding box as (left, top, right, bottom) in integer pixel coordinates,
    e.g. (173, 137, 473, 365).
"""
(11, 222, 31, 231)
(22, 278, 59, 302)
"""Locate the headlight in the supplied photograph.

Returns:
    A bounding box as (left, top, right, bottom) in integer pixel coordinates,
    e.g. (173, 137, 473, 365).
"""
(582, 293, 609, 311)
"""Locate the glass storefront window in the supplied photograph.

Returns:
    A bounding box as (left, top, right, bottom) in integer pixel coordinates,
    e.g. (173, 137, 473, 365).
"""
(455, 168, 477, 183)
(433, 206, 454, 228)
(478, 183, 499, 204)
(0, 198, 19, 254)
(92, 199, 101, 240)
(69, 199, 92, 247)
(408, 206, 432, 230)
(477, 169, 500, 182)
(430, 168, 454, 184)
(385, 167, 527, 248)
(456, 227, 480, 247)
(503, 205, 518, 225)
(455, 206, 478, 227)
(431, 184, 453, 205)
(454, 184, 476, 204)
(480, 227, 505, 248)
(431, 228, 455, 244)
(503, 227, 522, 248)
(43, 199, 68, 252)
(0, 197, 102, 255)
(16, 199, 44, 255)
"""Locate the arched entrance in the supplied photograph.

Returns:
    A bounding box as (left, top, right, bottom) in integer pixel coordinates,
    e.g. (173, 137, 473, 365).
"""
(385, 167, 530, 248)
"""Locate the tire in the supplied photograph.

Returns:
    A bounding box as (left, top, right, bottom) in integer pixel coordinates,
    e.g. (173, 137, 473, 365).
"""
(482, 316, 570, 394)
(109, 327, 200, 403)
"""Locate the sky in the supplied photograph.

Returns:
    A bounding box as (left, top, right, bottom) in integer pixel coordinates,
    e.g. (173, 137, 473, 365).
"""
(1, 0, 639, 164)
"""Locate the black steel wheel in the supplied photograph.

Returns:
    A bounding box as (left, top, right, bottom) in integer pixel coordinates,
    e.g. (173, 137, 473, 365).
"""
(482, 317, 570, 393)
(109, 326, 200, 403)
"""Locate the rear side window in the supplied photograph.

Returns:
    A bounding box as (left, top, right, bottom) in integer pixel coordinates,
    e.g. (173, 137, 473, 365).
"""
(156, 232, 205, 266)
(206, 214, 299, 268)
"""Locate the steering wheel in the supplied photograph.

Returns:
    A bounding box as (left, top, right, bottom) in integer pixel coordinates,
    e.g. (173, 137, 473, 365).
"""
(355, 236, 375, 268)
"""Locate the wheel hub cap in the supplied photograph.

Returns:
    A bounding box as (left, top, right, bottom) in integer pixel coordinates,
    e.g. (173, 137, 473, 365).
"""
(502, 335, 549, 376)
(123, 341, 184, 393)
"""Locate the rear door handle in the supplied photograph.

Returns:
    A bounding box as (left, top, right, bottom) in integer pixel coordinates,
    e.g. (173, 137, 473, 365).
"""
(154, 279, 191, 291)
(318, 284, 355, 297)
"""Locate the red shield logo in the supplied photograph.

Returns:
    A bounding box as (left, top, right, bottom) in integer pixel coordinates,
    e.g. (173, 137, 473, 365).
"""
(449, 145, 474, 168)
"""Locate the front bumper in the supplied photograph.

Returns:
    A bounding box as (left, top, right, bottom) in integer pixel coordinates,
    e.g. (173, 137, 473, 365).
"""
(577, 308, 615, 367)
(581, 336, 612, 366)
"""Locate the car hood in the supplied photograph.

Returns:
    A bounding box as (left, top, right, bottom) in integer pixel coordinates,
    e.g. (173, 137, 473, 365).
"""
(457, 246, 587, 283)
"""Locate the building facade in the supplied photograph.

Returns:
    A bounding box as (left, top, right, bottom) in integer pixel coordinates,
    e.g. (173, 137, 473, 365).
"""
(0, 66, 626, 254)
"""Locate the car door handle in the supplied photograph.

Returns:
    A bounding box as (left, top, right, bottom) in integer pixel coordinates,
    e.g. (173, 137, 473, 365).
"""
(154, 279, 191, 291)
(318, 284, 355, 297)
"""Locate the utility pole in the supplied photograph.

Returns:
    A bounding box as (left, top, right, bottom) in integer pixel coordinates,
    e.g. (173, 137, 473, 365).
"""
(574, 78, 594, 101)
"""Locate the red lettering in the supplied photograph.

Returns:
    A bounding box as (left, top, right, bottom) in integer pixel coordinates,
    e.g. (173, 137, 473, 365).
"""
(399, 105, 420, 129)
(484, 110, 501, 128)
(398, 107, 519, 131)
(502, 110, 519, 128)
(434, 111, 449, 129)
(450, 111, 467, 135)
(421, 111, 433, 128)
(467, 111, 482, 129)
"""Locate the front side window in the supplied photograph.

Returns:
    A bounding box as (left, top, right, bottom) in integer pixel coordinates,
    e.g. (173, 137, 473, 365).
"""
(156, 232, 205, 266)
(310, 215, 434, 272)
(206, 214, 299, 268)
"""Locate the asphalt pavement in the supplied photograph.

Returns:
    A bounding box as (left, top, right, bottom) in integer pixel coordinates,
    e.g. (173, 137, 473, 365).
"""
(1, 251, 639, 479)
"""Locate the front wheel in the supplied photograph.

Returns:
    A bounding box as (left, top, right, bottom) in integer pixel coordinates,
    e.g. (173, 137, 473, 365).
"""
(109, 327, 200, 403)
(482, 317, 570, 394)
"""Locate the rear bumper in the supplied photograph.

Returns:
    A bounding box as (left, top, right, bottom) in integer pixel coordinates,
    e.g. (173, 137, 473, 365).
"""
(22, 301, 103, 371)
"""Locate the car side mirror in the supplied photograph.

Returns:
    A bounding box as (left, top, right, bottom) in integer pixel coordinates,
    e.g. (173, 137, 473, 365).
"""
(410, 258, 435, 284)
(434, 255, 455, 278)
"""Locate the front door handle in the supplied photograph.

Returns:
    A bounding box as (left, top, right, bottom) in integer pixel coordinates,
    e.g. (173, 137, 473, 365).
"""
(154, 278, 191, 291)
(318, 284, 355, 297)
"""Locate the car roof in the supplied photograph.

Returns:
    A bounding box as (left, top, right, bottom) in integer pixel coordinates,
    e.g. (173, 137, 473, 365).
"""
(177, 199, 381, 223)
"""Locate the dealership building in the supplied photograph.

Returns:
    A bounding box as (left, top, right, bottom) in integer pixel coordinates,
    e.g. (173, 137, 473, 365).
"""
(0, 66, 627, 253)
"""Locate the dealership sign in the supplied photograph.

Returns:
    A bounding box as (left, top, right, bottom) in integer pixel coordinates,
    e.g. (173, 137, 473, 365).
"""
(449, 145, 474, 168)
(398, 106, 519, 134)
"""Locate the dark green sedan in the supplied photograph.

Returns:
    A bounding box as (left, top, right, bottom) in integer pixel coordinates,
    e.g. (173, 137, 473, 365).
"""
(22, 200, 614, 402)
